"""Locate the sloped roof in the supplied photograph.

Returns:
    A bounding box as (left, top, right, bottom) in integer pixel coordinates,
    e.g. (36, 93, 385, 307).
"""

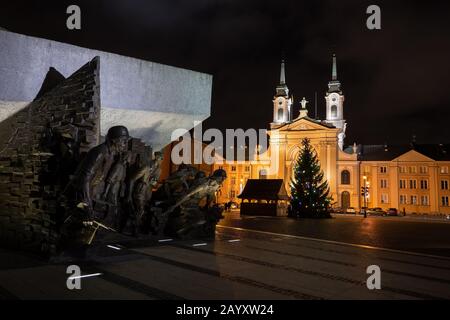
(273, 116, 336, 131)
(238, 179, 289, 200)
(358, 144, 450, 161)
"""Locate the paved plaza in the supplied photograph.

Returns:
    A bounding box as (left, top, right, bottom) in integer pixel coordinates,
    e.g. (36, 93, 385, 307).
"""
(1, 214, 450, 300)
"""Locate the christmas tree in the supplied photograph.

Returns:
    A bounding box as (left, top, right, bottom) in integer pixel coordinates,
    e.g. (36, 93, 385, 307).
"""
(289, 138, 332, 218)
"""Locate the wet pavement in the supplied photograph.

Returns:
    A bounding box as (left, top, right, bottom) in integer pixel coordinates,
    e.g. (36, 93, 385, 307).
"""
(1, 213, 450, 300)
(219, 211, 450, 257)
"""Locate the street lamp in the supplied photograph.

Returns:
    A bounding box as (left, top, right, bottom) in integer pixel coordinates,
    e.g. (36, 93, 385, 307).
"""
(362, 176, 368, 218)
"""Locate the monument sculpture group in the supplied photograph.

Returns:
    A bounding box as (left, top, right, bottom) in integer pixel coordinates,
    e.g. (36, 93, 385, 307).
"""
(0, 56, 225, 256)
(60, 125, 227, 252)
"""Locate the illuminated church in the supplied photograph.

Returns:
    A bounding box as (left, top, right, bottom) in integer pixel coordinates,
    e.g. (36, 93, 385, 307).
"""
(214, 55, 450, 215)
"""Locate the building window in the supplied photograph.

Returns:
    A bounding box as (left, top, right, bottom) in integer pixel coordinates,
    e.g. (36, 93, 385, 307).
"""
(442, 196, 449, 207)
(363, 166, 370, 174)
(399, 179, 407, 189)
(409, 179, 417, 189)
(420, 180, 428, 190)
(218, 166, 223, 170)
(341, 170, 350, 184)
(381, 193, 389, 204)
(331, 105, 337, 118)
(231, 177, 236, 185)
(277, 108, 284, 121)
(421, 195, 429, 206)
(419, 166, 428, 174)
(441, 180, 449, 190)
(399, 166, 407, 173)
(410, 195, 418, 205)
(400, 195, 407, 204)
(379, 166, 387, 173)
(245, 166, 250, 172)
(441, 166, 449, 174)
(409, 166, 417, 174)
(230, 190, 236, 198)
(231, 166, 236, 172)
(380, 179, 388, 188)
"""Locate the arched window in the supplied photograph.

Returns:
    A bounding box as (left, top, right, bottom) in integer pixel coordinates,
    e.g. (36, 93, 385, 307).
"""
(259, 169, 267, 179)
(341, 170, 350, 185)
(331, 105, 337, 118)
(277, 108, 284, 121)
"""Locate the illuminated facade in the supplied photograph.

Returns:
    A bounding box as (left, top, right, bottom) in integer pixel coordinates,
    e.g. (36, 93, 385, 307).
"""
(214, 55, 450, 214)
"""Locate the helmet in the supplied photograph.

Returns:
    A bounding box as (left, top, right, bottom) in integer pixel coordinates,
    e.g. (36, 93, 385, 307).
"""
(195, 171, 206, 179)
(211, 169, 227, 179)
(106, 126, 129, 140)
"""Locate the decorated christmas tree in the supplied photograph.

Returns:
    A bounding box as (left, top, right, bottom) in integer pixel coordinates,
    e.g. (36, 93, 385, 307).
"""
(289, 138, 332, 218)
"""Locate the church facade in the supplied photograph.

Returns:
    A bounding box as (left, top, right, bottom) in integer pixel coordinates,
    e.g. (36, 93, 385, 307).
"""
(214, 55, 450, 215)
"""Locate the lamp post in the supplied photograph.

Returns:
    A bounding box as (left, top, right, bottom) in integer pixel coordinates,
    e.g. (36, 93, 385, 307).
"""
(363, 176, 368, 218)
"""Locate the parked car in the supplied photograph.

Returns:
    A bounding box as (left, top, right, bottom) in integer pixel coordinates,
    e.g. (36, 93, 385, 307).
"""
(367, 207, 387, 216)
(346, 207, 356, 214)
(387, 208, 398, 216)
(329, 207, 344, 214)
(222, 201, 239, 211)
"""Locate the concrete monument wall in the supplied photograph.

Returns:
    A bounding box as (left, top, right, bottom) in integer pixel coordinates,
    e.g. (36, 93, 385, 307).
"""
(0, 30, 212, 150)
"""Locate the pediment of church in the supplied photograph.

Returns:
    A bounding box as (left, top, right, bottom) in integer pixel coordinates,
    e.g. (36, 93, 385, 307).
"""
(275, 117, 337, 132)
(392, 149, 434, 162)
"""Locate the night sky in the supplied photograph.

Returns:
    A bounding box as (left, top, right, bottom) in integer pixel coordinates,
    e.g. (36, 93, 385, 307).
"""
(1, 0, 450, 145)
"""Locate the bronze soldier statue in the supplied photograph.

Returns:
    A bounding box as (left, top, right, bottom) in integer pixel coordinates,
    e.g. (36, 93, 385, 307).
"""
(148, 151, 164, 196)
(59, 126, 129, 253)
(102, 151, 130, 228)
(121, 151, 164, 235)
(163, 164, 198, 202)
(66, 125, 130, 220)
(164, 169, 227, 239)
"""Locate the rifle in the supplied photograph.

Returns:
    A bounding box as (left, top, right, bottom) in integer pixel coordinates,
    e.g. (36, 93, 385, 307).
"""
(63, 202, 117, 245)
(82, 220, 117, 245)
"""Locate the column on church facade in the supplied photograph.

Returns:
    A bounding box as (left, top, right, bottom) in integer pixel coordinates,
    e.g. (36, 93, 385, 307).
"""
(284, 148, 294, 192)
(275, 136, 287, 180)
(327, 140, 338, 200)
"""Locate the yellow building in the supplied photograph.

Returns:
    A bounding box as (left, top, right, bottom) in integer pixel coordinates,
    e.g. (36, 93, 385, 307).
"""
(359, 146, 450, 214)
(214, 55, 450, 215)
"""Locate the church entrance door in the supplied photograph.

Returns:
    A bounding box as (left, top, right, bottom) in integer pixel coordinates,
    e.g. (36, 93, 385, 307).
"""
(341, 191, 350, 210)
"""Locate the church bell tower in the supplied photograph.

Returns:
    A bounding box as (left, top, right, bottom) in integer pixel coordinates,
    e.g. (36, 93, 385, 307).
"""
(325, 54, 346, 149)
(272, 60, 293, 126)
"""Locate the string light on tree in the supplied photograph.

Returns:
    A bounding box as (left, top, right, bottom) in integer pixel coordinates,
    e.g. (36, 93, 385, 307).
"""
(289, 138, 332, 218)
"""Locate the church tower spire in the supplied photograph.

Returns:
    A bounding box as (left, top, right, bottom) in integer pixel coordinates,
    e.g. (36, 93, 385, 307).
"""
(272, 59, 293, 126)
(276, 59, 289, 96)
(280, 59, 286, 85)
(325, 53, 346, 150)
(327, 53, 341, 93)
(332, 53, 337, 81)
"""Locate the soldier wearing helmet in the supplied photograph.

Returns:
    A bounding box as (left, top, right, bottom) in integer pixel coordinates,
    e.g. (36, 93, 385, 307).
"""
(68, 125, 130, 220)
(121, 150, 164, 235)
(162, 168, 227, 238)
